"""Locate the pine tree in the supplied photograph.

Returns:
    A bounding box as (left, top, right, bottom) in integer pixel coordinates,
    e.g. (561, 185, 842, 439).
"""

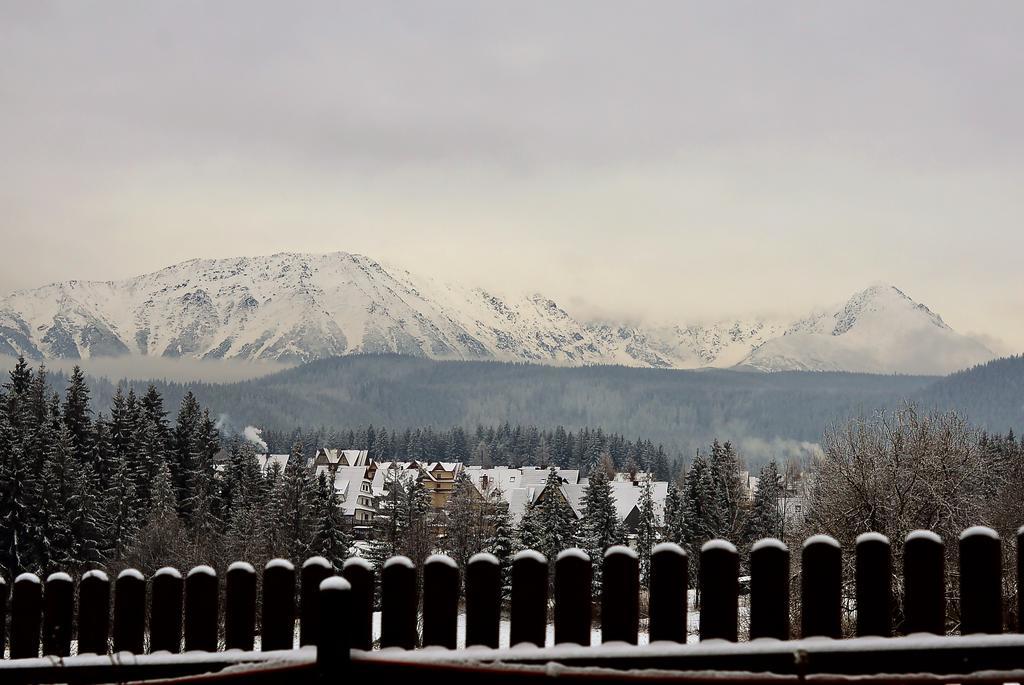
(443, 471, 486, 569)
(366, 467, 409, 571)
(742, 460, 785, 544)
(484, 491, 516, 599)
(708, 440, 746, 539)
(62, 366, 93, 465)
(402, 470, 434, 566)
(663, 482, 686, 545)
(39, 425, 91, 570)
(277, 441, 319, 562)
(521, 467, 577, 565)
(311, 471, 352, 568)
(577, 467, 622, 592)
(635, 475, 657, 582)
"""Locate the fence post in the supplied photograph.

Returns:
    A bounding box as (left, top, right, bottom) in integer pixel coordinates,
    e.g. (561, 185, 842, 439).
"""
(113, 569, 146, 654)
(301, 557, 334, 648)
(602, 546, 639, 644)
(342, 558, 374, 651)
(0, 576, 7, 658)
(750, 538, 789, 640)
(317, 576, 351, 681)
(855, 533, 891, 637)
(184, 565, 219, 652)
(225, 561, 257, 650)
(77, 570, 110, 655)
(10, 573, 42, 659)
(42, 572, 74, 657)
(959, 526, 1001, 635)
(649, 542, 687, 643)
(903, 530, 945, 635)
(555, 549, 592, 646)
(1018, 526, 1024, 633)
(380, 556, 418, 649)
(261, 559, 296, 651)
(699, 540, 738, 641)
(422, 554, 459, 649)
(150, 567, 183, 654)
(802, 534, 842, 639)
(510, 550, 548, 647)
(466, 552, 501, 649)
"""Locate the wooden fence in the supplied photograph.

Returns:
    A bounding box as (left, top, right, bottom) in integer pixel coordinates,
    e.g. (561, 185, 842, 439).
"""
(0, 525, 1022, 683)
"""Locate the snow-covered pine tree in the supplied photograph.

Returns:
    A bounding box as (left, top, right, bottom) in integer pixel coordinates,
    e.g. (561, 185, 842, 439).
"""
(484, 490, 516, 599)
(529, 466, 577, 564)
(402, 469, 434, 566)
(742, 460, 785, 544)
(578, 467, 621, 592)
(443, 471, 486, 569)
(39, 424, 91, 570)
(635, 475, 657, 582)
(312, 470, 352, 568)
(662, 482, 686, 545)
(708, 440, 746, 539)
(278, 441, 319, 562)
(365, 467, 409, 572)
(62, 366, 93, 465)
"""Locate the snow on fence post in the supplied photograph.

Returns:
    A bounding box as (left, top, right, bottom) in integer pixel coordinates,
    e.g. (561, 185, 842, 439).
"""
(649, 542, 687, 643)
(465, 553, 501, 649)
(380, 556, 418, 649)
(261, 560, 296, 651)
(225, 562, 257, 650)
(42, 572, 74, 657)
(10, 573, 42, 659)
(184, 566, 219, 652)
(750, 538, 789, 640)
(855, 533, 891, 637)
(802, 535, 842, 639)
(903, 531, 945, 635)
(699, 540, 738, 642)
(78, 570, 110, 655)
(602, 546, 639, 645)
(510, 550, 548, 648)
(422, 554, 459, 649)
(300, 557, 334, 648)
(317, 576, 351, 680)
(113, 569, 146, 654)
(342, 558, 375, 651)
(150, 568, 183, 653)
(959, 526, 1002, 635)
(554, 549, 592, 646)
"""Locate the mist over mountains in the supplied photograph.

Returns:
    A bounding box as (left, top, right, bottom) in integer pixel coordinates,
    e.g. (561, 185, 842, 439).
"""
(0, 252, 995, 375)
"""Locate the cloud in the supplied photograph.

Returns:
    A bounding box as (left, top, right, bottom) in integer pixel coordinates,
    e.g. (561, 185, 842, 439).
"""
(0, 355, 291, 383)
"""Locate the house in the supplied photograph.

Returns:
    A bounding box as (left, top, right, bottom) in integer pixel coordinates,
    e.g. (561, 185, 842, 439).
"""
(256, 453, 290, 475)
(329, 465, 377, 534)
(314, 448, 371, 468)
(421, 462, 464, 509)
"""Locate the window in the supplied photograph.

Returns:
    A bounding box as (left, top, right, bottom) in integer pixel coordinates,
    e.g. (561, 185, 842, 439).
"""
(794, 504, 802, 513)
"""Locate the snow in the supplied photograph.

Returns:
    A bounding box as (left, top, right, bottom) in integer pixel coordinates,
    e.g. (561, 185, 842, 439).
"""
(751, 538, 787, 552)
(701, 540, 738, 554)
(514, 550, 546, 564)
(557, 548, 589, 563)
(856, 532, 890, 545)
(383, 556, 415, 569)
(604, 545, 637, 559)
(652, 542, 686, 556)
(82, 570, 109, 582)
(468, 552, 499, 566)
(46, 572, 73, 583)
(154, 567, 182, 578)
(302, 556, 331, 569)
(425, 554, 458, 568)
(266, 559, 294, 571)
(15, 572, 40, 584)
(319, 576, 351, 592)
(802, 534, 840, 549)
(343, 557, 373, 571)
(906, 530, 943, 544)
(187, 565, 216, 577)
(228, 561, 256, 574)
(118, 569, 144, 581)
(959, 526, 999, 540)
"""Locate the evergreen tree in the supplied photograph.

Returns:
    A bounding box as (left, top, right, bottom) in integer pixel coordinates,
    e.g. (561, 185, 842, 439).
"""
(366, 467, 409, 571)
(484, 491, 516, 599)
(520, 467, 577, 565)
(443, 471, 486, 569)
(62, 366, 93, 465)
(742, 460, 785, 543)
(635, 475, 657, 582)
(577, 467, 622, 592)
(708, 440, 746, 539)
(39, 425, 91, 570)
(663, 482, 686, 545)
(277, 441, 319, 561)
(311, 471, 352, 568)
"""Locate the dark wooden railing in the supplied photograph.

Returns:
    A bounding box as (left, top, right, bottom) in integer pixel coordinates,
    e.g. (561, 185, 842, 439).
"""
(1, 526, 1023, 684)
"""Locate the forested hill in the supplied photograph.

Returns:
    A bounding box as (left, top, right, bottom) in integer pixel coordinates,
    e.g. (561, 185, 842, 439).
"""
(75, 354, 943, 463)
(917, 355, 1024, 433)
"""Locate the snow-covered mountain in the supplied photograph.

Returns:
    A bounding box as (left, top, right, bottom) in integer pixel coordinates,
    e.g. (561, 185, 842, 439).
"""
(0, 253, 995, 374)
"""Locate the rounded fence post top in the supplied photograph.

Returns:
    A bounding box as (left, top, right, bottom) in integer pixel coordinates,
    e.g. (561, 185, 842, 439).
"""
(604, 545, 638, 559)
(905, 530, 943, 544)
(187, 565, 216, 578)
(153, 567, 182, 579)
(425, 553, 458, 568)
(46, 571, 73, 583)
(556, 548, 590, 563)
(383, 555, 415, 570)
(82, 570, 110, 582)
(117, 569, 145, 581)
(468, 552, 500, 566)
(701, 539, 738, 555)
(265, 558, 295, 571)
(319, 576, 351, 592)
(343, 557, 373, 571)
(802, 534, 841, 549)
(959, 526, 999, 541)
(302, 556, 332, 569)
(751, 537, 788, 553)
(15, 572, 41, 584)
(855, 532, 890, 546)
(227, 561, 256, 574)
(652, 541, 687, 556)
(513, 549, 546, 564)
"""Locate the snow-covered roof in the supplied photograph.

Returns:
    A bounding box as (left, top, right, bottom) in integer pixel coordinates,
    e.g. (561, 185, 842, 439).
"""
(466, 467, 524, 498)
(256, 454, 290, 474)
(518, 467, 580, 487)
(331, 466, 375, 516)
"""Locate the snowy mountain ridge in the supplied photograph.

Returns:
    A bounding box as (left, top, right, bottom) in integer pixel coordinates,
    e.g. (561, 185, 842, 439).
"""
(0, 253, 995, 375)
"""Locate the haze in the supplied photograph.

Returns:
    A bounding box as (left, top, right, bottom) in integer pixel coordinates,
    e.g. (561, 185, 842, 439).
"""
(2, 1, 1022, 352)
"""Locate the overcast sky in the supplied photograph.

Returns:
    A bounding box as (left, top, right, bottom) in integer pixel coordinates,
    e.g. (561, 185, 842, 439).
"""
(1, 1, 1022, 352)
